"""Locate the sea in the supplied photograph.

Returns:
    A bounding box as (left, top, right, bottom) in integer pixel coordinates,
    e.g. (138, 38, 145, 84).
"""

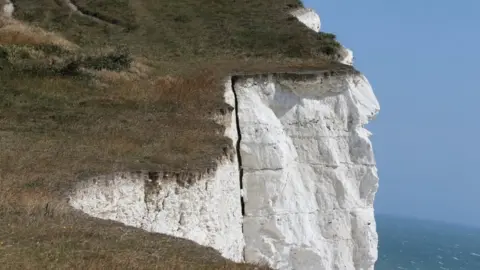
(375, 214, 480, 270)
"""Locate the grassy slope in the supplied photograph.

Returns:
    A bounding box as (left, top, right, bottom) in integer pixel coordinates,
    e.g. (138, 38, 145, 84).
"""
(0, 0, 349, 269)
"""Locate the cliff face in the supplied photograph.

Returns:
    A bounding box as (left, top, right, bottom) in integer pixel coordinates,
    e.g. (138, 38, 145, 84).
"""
(69, 7, 380, 270)
(235, 9, 379, 269)
(70, 70, 380, 269)
(235, 72, 379, 270)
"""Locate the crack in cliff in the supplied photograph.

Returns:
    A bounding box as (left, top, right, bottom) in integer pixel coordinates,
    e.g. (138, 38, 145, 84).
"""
(231, 76, 247, 262)
(231, 77, 245, 219)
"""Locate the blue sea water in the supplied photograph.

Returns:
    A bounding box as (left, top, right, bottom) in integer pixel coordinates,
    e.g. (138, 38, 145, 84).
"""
(375, 214, 480, 270)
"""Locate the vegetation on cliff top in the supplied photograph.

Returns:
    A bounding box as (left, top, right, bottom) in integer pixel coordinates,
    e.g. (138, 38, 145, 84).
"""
(0, 0, 347, 269)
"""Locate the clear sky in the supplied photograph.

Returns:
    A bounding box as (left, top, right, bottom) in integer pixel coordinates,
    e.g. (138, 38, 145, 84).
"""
(303, 0, 480, 227)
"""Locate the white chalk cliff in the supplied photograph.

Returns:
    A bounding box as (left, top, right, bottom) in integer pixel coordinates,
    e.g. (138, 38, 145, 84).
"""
(236, 71, 379, 270)
(69, 7, 380, 270)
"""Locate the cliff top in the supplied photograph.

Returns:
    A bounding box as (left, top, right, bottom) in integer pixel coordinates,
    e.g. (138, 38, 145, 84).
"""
(1, 0, 350, 269)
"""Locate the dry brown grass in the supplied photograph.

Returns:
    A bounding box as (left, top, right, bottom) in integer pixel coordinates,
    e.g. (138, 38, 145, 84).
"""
(0, 205, 271, 270)
(0, 16, 78, 50)
(0, 0, 354, 268)
(0, 64, 266, 269)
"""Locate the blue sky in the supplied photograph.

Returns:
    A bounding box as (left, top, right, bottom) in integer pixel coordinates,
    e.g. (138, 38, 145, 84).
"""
(303, 0, 480, 227)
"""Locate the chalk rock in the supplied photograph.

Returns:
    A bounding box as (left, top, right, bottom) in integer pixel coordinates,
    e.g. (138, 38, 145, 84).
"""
(290, 8, 321, 32)
(235, 71, 379, 270)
